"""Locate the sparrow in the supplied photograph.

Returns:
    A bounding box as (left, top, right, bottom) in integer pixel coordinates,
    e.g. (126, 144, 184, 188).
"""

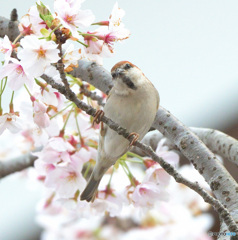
(80, 61, 160, 202)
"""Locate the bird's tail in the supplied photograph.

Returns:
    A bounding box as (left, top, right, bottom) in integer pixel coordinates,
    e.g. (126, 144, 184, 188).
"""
(80, 166, 107, 202)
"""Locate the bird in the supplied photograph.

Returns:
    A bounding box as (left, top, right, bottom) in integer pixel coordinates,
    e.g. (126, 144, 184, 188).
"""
(80, 61, 160, 202)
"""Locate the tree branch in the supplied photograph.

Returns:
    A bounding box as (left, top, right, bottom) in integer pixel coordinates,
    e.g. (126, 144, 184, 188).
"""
(133, 128, 238, 167)
(0, 13, 19, 41)
(0, 151, 37, 179)
(80, 84, 105, 106)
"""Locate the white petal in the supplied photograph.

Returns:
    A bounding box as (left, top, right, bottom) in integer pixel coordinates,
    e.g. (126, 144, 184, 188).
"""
(75, 9, 95, 28)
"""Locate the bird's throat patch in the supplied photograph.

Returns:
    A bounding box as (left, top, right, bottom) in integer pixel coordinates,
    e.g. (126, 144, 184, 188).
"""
(122, 76, 137, 90)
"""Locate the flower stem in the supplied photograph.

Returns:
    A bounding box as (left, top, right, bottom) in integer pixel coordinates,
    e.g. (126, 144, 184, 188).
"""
(50, 103, 73, 119)
(0, 77, 7, 96)
(62, 106, 74, 130)
(50, 24, 63, 38)
(9, 91, 14, 113)
(76, 40, 88, 48)
(127, 151, 145, 162)
(13, 33, 23, 44)
(24, 84, 32, 96)
(107, 167, 114, 188)
(0, 77, 7, 114)
(120, 160, 136, 186)
(74, 107, 82, 143)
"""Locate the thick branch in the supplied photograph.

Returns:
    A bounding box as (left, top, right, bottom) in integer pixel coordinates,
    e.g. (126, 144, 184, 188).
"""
(133, 128, 238, 167)
(0, 152, 37, 178)
(0, 13, 19, 41)
(190, 127, 238, 166)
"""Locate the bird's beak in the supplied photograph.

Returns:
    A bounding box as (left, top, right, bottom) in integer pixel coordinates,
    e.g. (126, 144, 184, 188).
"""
(112, 68, 125, 79)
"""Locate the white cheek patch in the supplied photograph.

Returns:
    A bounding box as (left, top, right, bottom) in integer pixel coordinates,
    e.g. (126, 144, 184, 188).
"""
(127, 68, 144, 87)
(114, 79, 130, 95)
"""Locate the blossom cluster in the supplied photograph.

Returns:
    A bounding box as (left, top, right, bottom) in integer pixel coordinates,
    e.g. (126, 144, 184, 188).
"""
(0, 0, 130, 134)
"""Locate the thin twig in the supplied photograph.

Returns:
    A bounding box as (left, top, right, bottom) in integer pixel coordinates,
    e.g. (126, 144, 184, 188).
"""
(55, 30, 70, 92)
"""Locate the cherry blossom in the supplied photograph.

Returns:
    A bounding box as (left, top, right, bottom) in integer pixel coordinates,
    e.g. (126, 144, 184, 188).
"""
(34, 137, 75, 164)
(0, 58, 34, 90)
(107, 2, 130, 40)
(63, 0, 85, 9)
(62, 43, 81, 68)
(0, 112, 22, 135)
(82, 3, 130, 64)
(29, 5, 49, 35)
(54, 0, 95, 38)
(144, 163, 171, 186)
(44, 65, 62, 84)
(155, 138, 179, 166)
(33, 101, 51, 128)
(34, 84, 59, 107)
(18, 36, 60, 77)
(19, 5, 50, 36)
(44, 157, 87, 198)
(0, 36, 13, 65)
(18, 15, 34, 36)
(131, 181, 169, 208)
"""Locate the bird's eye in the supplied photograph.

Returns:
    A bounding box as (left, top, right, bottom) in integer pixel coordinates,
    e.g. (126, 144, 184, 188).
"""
(124, 63, 132, 70)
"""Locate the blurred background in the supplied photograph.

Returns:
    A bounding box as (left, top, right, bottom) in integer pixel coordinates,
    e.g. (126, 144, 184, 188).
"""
(1, 0, 238, 239)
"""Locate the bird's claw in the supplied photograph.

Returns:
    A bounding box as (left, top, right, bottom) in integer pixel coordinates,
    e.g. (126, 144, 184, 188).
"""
(93, 110, 104, 126)
(128, 132, 139, 146)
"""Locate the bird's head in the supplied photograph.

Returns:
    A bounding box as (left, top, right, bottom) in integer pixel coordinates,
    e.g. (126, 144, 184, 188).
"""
(111, 61, 145, 92)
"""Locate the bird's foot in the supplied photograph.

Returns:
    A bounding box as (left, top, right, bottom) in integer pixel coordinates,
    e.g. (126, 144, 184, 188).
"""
(93, 110, 105, 127)
(128, 132, 139, 146)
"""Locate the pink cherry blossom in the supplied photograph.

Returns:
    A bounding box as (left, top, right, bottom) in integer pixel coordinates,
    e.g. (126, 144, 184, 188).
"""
(0, 112, 22, 135)
(0, 36, 13, 65)
(0, 58, 33, 90)
(18, 36, 60, 77)
(34, 85, 59, 107)
(19, 5, 49, 36)
(54, 0, 95, 38)
(70, 147, 92, 164)
(44, 65, 61, 84)
(62, 43, 81, 68)
(63, 0, 85, 8)
(155, 138, 179, 166)
(34, 137, 74, 164)
(34, 159, 56, 176)
(132, 181, 169, 208)
(44, 157, 87, 198)
(83, 27, 129, 64)
(18, 15, 34, 36)
(29, 5, 48, 35)
(144, 163, 171, 186)
(83, 33, 113, 65)
(33, 101, 50, 128)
